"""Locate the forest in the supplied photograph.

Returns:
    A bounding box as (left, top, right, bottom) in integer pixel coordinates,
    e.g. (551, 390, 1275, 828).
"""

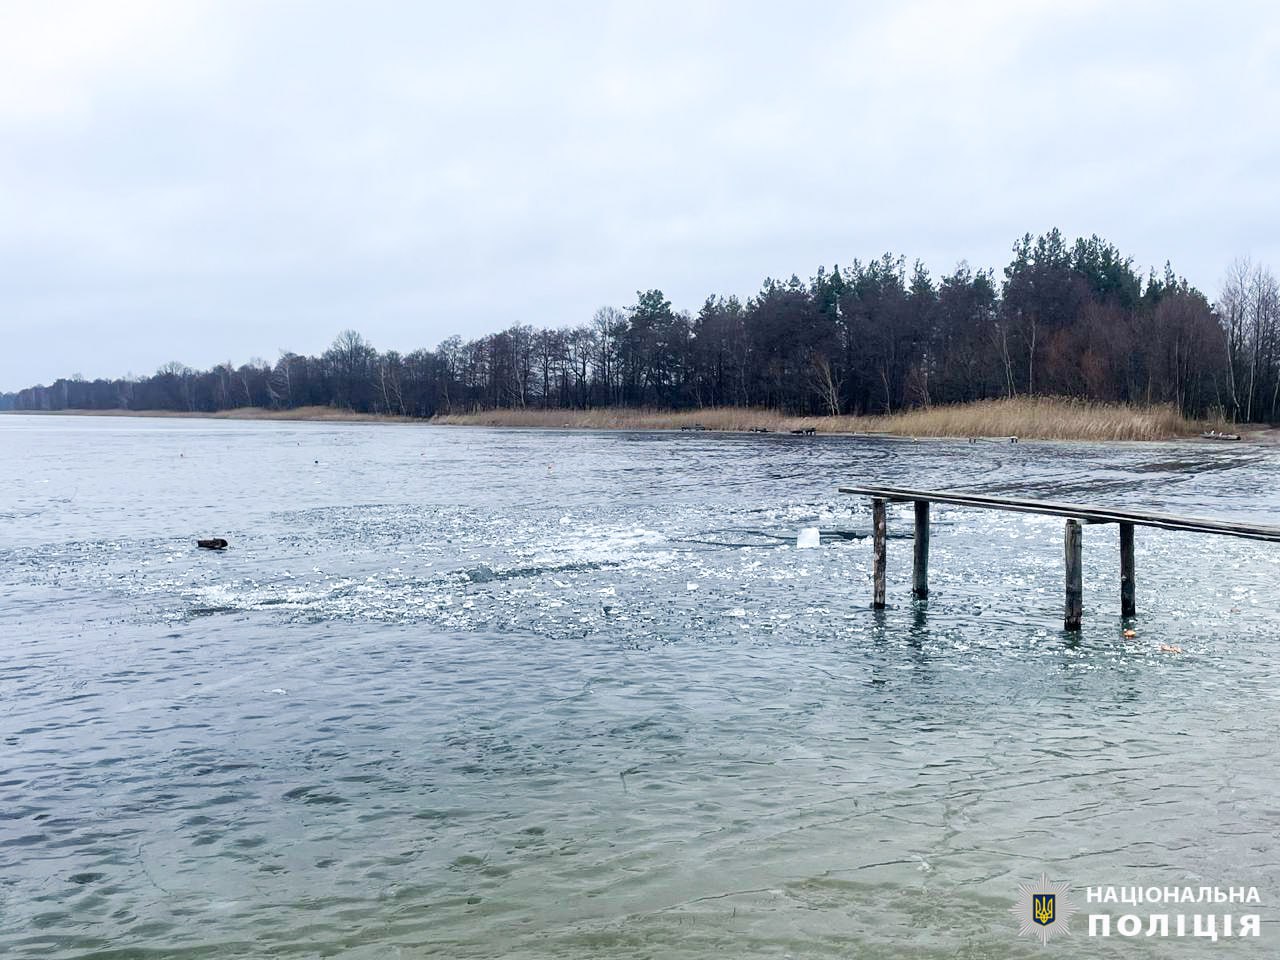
(5, 230, 1280, 423)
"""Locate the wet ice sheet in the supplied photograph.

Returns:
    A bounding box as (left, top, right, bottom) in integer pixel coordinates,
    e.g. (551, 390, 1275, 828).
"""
(1, 415, 1279, 958)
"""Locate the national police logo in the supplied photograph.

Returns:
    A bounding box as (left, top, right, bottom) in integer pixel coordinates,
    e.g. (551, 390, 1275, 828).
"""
(1012, 873, 1077, 945)
(1033, 893, 1055, 926)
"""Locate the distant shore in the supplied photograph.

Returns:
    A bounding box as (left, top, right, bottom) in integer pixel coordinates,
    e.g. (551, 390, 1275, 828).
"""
(9, 405, 415, 423)
(435, 398, 1242, 442)
(6, 398, 1256, 442)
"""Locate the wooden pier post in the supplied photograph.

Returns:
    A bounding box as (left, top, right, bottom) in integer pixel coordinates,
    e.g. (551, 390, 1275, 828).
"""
(872, 498, 887, 609)
(1064, 519, 1083, 630)
(840, 483, 1280, 625)
(1119, 521, 1135, 617)
(912, 500, 930, 599)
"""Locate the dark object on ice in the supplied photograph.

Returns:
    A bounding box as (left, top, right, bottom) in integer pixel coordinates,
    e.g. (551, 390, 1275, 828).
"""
(197, 538, 229, 550)
(790, 427, 816, 436)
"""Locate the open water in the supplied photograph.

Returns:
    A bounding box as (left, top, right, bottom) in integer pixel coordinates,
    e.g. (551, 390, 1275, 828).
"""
(2, 414, 1278, 957)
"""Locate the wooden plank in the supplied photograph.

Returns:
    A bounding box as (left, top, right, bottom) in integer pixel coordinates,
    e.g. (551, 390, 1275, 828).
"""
(1119, 522, 1135, 617)
(912, 500, 930, 599)
(872, 498, 887, 609)
(1065, 519, 1083, 630)
(839, 483, 1280, 535)
(838, 484, 1280, 542)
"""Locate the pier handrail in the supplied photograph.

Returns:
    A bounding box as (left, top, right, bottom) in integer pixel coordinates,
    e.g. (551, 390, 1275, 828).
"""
(838, 484, 1280, 542)
(838, 484, 1280, 629)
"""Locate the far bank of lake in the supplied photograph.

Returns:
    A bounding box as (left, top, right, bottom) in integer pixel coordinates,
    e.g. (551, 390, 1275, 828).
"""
(2, 396, 1249, 442)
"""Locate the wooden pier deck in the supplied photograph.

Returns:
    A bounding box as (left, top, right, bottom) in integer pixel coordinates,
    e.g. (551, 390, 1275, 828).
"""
(839, 484, 1280, 629)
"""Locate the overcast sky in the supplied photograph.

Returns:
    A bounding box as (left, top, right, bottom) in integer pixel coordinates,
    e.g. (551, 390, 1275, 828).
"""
(2, 1, 1278, 390)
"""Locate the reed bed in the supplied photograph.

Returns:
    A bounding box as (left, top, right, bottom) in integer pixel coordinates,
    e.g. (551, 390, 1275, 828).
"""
(434, 397, 1228, 441)
(207, 405, 416, 422)
(433, 407, 785, 432)
(843, 397, 1225, 441)
(23, 397, 1232, 440)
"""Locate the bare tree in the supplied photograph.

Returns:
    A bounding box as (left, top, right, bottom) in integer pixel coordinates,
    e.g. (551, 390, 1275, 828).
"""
(378, 351, 406, 414)
(810, 352, 843, 416)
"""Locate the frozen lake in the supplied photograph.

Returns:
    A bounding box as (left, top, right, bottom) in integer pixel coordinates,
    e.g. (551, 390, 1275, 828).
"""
(2, 414, 1278, 957)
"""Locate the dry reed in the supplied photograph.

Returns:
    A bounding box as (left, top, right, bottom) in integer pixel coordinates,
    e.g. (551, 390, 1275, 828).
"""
(18, 397, 1233, 440)
(434, 397, 1229, 441)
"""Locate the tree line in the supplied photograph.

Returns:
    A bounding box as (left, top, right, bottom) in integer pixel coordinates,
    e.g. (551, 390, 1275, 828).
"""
(5, 229, 1279, 422)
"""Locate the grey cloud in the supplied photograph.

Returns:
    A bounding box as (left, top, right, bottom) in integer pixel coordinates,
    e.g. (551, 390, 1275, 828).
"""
(2, 0, 1278, 389)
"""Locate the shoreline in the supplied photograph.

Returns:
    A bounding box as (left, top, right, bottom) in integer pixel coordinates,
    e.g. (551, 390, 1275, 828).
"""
(2, 406, 415, 424)
(3, 399, 1263, 443)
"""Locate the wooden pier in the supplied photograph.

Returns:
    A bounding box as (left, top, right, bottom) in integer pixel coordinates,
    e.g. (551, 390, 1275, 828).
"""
(839, 484, 1280, 629)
